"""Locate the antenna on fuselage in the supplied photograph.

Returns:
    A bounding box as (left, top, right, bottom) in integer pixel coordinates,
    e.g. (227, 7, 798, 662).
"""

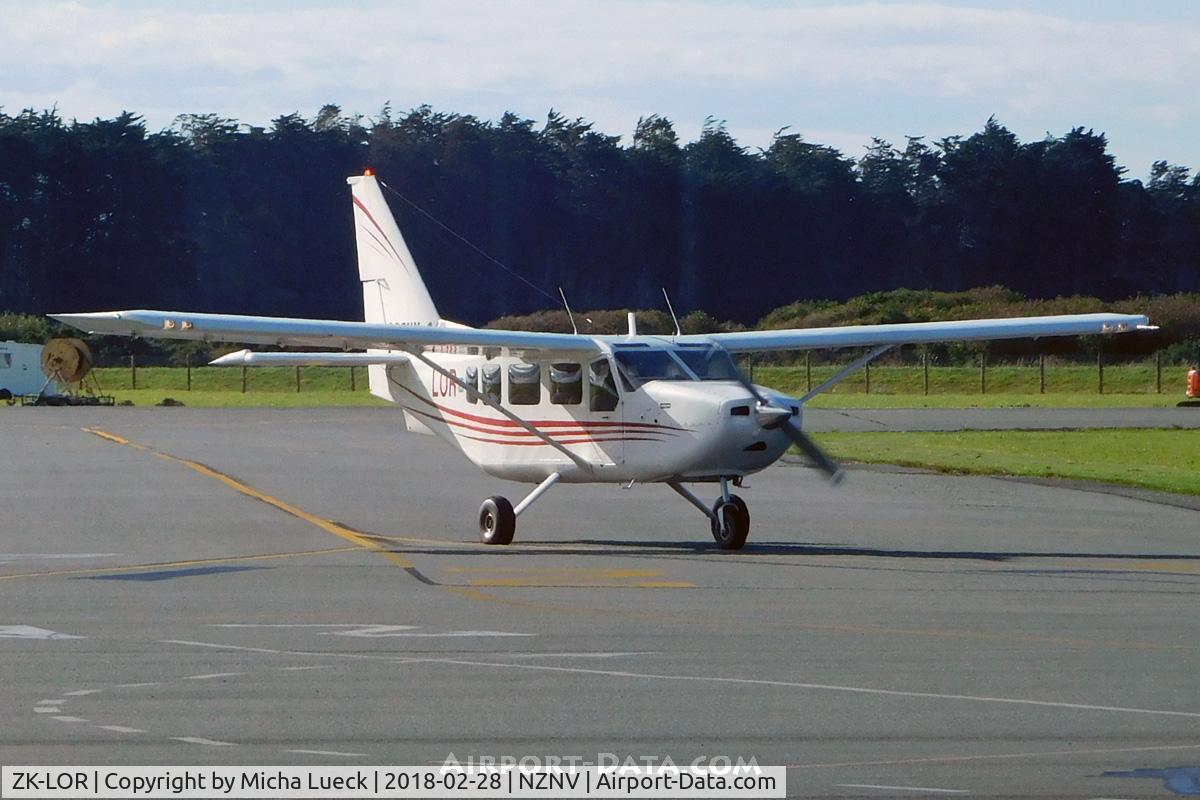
(558, 287, 579, 335)
(661, 287, 682, 338)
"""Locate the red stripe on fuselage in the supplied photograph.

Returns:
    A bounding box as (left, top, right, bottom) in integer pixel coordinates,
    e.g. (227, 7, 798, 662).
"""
(394, 381, 687, 433)
(401, 405, 672, 443)
(457, 433, 669, 447)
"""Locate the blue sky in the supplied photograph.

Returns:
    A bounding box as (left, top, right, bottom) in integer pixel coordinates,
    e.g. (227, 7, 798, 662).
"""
(3, 1, 1196, 178)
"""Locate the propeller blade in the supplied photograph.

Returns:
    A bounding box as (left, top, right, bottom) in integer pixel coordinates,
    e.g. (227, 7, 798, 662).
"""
(725, 352, 843, 483)
(779, 421, 844, 484)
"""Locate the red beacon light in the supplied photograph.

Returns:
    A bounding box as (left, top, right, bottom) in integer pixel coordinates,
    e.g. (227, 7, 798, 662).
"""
(363, 167, 374, 176)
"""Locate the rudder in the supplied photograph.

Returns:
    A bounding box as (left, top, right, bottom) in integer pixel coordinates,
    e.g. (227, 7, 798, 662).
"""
(347, 171, 439, 325)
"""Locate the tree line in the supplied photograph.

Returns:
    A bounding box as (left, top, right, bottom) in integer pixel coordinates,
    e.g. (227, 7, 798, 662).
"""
(0, 105, 1196, 328)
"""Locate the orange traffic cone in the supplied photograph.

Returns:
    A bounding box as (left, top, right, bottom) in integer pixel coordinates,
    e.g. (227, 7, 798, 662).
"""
(1189, 368, 1200, 399)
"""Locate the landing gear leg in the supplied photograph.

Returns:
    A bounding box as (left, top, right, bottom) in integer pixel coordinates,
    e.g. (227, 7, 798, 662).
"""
(478, 472, 562, 545)
(667, 477, 750, 551)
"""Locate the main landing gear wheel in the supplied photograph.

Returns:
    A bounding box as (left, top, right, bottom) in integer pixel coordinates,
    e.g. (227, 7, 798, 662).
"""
(478, 496, 515, 545)
(711, 494, 750, 550)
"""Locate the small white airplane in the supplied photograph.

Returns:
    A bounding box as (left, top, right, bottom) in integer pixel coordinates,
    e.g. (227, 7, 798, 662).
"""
(54, 170, 1153, 550)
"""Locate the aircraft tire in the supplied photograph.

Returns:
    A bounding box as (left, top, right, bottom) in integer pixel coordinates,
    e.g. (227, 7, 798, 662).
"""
(479, 496, 516, 545)
(711, 494, 749, 550)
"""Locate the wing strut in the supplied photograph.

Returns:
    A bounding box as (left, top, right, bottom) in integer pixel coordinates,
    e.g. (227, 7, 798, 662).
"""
(799, 344, 894, 404)
(405, 350, 595, 474)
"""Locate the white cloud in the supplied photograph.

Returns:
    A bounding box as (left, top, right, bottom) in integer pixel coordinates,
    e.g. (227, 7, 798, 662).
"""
(1, 1, 1196, 171)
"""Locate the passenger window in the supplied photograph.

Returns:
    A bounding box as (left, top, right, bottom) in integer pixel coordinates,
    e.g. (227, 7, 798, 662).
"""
(508, 363, 541, 405)
(465, 365, 479, 404)
(589, 358, 619, 412)
(481, 364, 501, 403)
(549, 362, 582, 405)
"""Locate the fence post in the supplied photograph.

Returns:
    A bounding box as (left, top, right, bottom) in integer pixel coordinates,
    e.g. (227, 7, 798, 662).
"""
(922, 350, 929, 396)
(186, 355, 192, 391)
(980, 353, 986, 394)
(350, 366, 356, 392)
(295, 366, 301, 393)
(864, 361, 870, 394)
(241, 365, 247, 394)
(1156, 352, 1162, 394)
(1098, 352, 1104, 395)
(1039, 354, 1045, 394)
(130, 355, 137, 390)
(805, 352, 811, 394)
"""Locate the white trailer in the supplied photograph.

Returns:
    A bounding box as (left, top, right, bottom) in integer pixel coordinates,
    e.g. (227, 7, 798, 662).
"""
(0, 341, 57, 400)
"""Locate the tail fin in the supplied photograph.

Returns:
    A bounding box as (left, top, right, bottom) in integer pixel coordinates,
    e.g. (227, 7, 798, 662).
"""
(347, 171, 439, 325)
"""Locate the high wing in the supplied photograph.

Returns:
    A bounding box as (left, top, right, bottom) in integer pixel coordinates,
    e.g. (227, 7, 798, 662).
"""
(676, 313, 1151, 352)
(50, 309, 600, 355)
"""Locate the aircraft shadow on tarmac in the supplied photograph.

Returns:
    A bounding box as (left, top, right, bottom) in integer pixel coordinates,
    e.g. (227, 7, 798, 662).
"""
(376, 537, 1200, 563)
(553, 540, 1200, 563)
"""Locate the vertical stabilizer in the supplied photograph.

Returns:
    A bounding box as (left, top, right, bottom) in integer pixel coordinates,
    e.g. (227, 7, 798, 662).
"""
(347, 171, 439, 325)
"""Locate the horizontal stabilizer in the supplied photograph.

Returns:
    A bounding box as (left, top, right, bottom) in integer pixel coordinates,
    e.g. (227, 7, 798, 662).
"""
(209, 350, 410, 367)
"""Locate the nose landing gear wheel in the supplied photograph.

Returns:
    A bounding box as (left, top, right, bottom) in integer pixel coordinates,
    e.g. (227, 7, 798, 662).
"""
(479, 496, 516, 545)
(711, 494, 750, 550)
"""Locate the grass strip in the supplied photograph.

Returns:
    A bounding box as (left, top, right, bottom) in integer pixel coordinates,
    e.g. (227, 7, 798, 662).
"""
(812, 429, 1200, 496)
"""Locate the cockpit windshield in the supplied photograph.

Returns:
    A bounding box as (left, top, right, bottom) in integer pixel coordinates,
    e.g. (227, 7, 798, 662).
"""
(673, 346, 740, 381)
(613, 349, 690, 391)
(611, 345, 741, 390)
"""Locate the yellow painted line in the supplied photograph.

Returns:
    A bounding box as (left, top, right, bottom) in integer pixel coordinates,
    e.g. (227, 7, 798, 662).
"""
(468, 579, 694, 588)
(447, 567, 664, 577)
(0, 547, 360, 582)
(82, 426, 147, 450)
(450, 565, 691, 588)
(1124, 561, 1200, 574)
(82, 427, 414, 570)
(440, 587, 694, 618)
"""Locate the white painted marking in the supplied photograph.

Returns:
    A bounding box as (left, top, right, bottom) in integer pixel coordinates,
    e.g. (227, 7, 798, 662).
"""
(502, 651, 657, 659)
(173, 736, 236, 747)
(0, 625, 82, 640)
(791, 741, 1200, 770)
(210, 623, 533, 638)
(287, 749, 369, 758)
(276, 665, 334, 671)
(52, 716, 88, 723)
(210, 623, 370, 628)
(322, 625, 419, 637)
(331, 629, 534, 638)
(161, 639, 410, 662)
(162, 638, 1200, 721)
(115, 682, 161, 688)
(184, 672, 244, 681)
(34, 707, 61, 714)
(97, 725, 145, 734)
(838, 784, 969, 795)
(423, 657, 1200, 721)
(64, 689, 102, 696)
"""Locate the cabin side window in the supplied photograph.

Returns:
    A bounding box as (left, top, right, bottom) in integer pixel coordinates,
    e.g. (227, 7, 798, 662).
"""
(481, 364, 502, 403)
(588, 358, 619, 412)
(464, 365, 479, 404)
(508, 363, 541, 405)
(549, 362, 582, 405)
